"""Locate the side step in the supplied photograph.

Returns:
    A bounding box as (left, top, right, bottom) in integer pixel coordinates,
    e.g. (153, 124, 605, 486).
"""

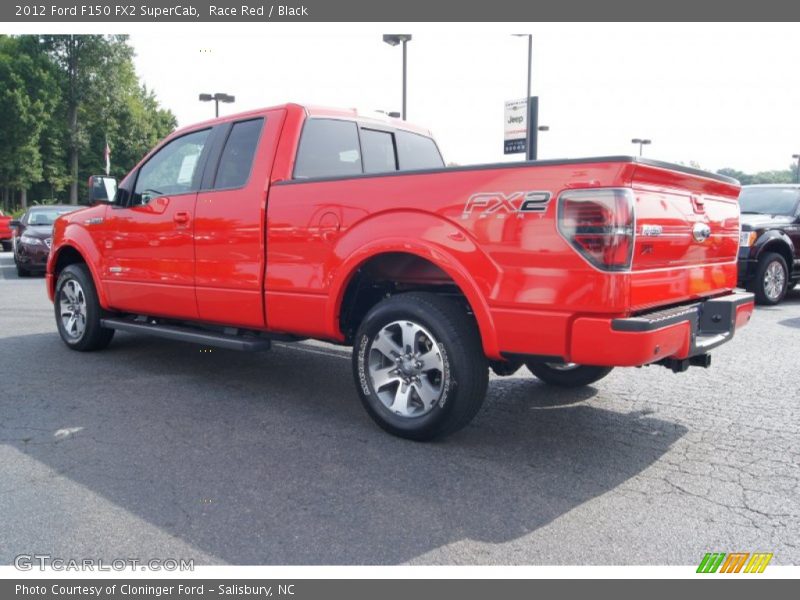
(100, 318, 272, 352)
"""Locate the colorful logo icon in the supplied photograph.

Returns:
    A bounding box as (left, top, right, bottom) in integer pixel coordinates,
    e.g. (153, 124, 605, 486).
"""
(697, 552, 773, 573)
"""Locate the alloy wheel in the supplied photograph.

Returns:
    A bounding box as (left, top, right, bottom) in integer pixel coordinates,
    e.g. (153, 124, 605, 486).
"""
(59, 279, 87, 340)
(367, 320, 445, 418)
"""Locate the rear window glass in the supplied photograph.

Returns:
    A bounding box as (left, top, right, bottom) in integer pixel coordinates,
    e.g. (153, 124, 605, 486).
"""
(215, 118, 264, 189)
(294, 119, 362, 179)
(396, 130, 444, 170)
(361, 129, 397, 174)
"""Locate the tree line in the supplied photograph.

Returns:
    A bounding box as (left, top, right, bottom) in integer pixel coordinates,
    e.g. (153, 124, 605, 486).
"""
(716, 166, 799, 185)
(0, 34, 176, 210)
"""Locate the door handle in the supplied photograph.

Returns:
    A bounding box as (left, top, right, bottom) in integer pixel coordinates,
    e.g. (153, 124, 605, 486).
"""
(174, 211, 190, 224)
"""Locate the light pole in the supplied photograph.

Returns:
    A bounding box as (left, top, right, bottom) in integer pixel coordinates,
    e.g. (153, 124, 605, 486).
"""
(382, 34, 412, 120)
(793, 154, 800, 184)
(199, 92, 235, 118)
(632, 138, 651, 157)
(512, 34, 533, 160)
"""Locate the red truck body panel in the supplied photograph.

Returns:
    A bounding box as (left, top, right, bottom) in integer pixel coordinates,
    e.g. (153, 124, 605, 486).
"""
(47, 103, 753, 366)
(0, 212, 12, 242)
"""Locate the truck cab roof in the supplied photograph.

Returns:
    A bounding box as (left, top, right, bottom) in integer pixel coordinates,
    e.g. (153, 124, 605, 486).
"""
(175, 103, 434, 138)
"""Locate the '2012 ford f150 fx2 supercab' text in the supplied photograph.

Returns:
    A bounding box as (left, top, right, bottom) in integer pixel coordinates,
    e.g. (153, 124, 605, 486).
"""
(47, 103, 754, 440)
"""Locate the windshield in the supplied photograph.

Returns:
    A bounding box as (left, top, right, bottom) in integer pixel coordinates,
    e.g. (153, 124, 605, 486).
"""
(739, 187, 800, 216)
(26, 207, 78, 227)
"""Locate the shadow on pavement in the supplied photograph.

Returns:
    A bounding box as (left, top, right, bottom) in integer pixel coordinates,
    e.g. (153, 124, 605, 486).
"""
(2, 330, 686, 564)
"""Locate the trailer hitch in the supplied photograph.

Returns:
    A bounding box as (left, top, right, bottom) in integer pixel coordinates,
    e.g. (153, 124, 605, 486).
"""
(656, 353, 712, 373)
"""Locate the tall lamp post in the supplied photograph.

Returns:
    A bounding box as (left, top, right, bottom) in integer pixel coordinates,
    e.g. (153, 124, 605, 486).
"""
(632, 138, 651, 157)
(512, 34, 534, 160)
(199, 92, 235, 118)
(793, 154, 800, 184)
(382, 34, 412, 120)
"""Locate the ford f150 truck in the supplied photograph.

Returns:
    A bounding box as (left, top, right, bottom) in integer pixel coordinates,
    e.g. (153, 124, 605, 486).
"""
(47, 103, 754, 440)
(0, 210, 13, 251)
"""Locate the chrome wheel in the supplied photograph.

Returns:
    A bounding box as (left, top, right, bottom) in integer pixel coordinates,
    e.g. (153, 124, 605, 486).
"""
(764, 260, 786, 301)
(367, 320, 445, 418)
(59, 279, 87, 340)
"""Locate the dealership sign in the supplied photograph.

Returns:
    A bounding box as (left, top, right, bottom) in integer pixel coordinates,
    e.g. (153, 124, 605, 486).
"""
(504, 98, 527, 154)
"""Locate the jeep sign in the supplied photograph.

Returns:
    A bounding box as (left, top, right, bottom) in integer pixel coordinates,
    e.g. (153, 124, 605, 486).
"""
(504, 98, 527, 155)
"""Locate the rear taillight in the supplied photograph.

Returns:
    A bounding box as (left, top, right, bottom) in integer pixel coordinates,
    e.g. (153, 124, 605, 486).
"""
(557, 188, 635, 271)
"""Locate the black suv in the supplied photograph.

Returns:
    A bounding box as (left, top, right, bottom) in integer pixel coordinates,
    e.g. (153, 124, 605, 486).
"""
(738, 184, 800, 305)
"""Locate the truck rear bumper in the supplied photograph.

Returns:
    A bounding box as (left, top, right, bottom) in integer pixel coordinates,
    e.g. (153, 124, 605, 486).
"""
(568, 292, 754, 367)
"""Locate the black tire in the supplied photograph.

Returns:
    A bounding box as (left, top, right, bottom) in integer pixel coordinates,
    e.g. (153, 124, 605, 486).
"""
(749, 252, 789, 305)
(526, 361, 613, 388)
(352, 292, 488, 441)
(54, 263, 115, 351)
(490, 359, 524, 377)
(15, 262, 30, 277)
(1, 241, 11, 252)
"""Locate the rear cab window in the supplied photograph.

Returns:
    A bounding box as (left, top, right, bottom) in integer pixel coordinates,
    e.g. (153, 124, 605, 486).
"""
(396, 130, 444, 170)
(293, 118, 444, 180)
(294, 119, 362, 179)
(360, 129, 397, 173)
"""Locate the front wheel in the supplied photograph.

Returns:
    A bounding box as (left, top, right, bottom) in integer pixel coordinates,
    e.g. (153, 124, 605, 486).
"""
(54, 264, 115, 351)
(750, 252, 789, 305)
(526, 361, 613, 388)
(352, 292, 488, 441)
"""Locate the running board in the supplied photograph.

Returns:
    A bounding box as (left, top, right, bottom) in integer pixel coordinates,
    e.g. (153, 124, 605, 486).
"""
(100, 318, 272, 352)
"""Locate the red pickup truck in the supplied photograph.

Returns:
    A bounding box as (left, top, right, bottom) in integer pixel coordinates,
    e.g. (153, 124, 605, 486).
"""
(47, 103, 754, 440)
(0, 210, 13, 251)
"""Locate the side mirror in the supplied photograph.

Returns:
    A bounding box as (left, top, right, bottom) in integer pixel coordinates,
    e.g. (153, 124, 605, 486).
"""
(9, 220, 20, 229)
(87, 175, 118, 205)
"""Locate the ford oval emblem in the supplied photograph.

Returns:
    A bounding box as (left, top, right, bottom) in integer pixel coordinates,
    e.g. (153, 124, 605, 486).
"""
(692, 222, 711, 243)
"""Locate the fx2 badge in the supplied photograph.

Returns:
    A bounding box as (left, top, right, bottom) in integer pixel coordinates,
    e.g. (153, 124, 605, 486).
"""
(462, 191, 551, 219)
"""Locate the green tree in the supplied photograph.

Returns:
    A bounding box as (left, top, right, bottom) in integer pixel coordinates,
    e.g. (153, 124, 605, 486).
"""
(0, 36, 65, 209)
(39, 34, 175, 204)
(717, 166, 795, 185)
(0, 34, 176, 208)
(41, 35, 121, 203)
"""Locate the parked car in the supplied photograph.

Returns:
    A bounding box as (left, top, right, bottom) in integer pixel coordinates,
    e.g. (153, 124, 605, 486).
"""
(47, 104, 753, 440)
(0, 210, 13, 251)
(12, 205, 81, 276)
(737, 184, 800, 304)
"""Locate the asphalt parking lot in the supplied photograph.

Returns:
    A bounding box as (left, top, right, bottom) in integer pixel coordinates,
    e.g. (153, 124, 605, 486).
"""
(1, 250, 798, 566)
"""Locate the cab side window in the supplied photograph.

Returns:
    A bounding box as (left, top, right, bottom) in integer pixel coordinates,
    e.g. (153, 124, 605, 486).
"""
(396, 130, 444, 170)
(133, 129, 210, 205)
(360, 129, 397, 174)
(293, 119, 362, 179)
(214, 118, 264, 189)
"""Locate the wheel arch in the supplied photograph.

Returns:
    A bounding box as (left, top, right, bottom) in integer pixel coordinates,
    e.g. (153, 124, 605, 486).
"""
(49, 242, 109, 309)
(326, 215, 501, 358)
(755, 232, 794, 269)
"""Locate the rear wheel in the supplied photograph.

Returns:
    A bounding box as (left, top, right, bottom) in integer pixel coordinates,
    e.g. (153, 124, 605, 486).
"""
(54, 264, 114, 351)
(750, 252, 789, 305)
(352, 292, 488, 441)
(526, 361, 613, 388)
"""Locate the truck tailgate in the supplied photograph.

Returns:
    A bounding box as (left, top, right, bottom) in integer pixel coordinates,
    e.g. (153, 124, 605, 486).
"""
(628, 163, 741, 311)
